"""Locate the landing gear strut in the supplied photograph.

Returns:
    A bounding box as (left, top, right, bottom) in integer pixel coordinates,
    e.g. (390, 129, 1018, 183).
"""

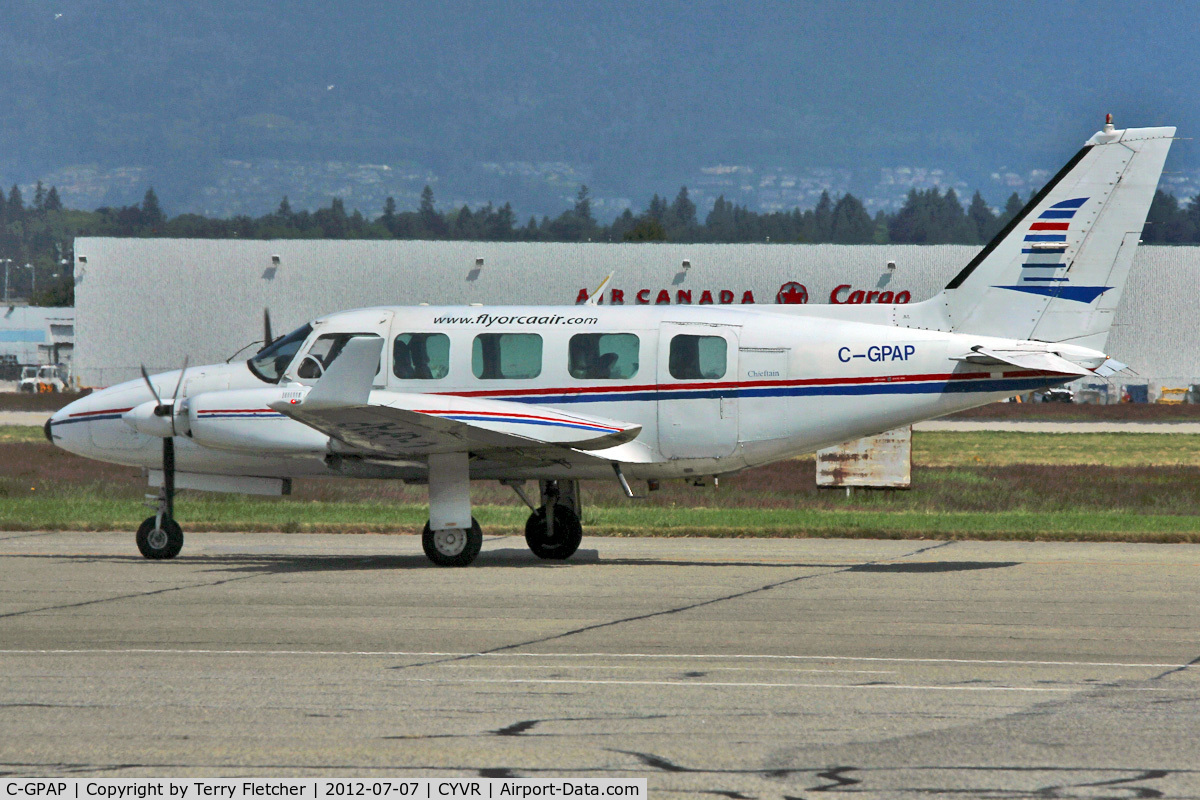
(423, 452, 482, 567)
(524, 479, 583, 560)
(137, 437, 184, 560)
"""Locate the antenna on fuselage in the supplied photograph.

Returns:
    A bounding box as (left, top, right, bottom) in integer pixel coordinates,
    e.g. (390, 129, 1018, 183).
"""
(585, 272, 614, 306)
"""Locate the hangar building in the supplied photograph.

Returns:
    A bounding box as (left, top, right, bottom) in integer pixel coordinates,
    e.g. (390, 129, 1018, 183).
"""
(73, 238, 1200, 397)
(0, 305, 75, 368)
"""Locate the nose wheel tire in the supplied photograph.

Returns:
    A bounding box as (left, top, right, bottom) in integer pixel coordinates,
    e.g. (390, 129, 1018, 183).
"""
(136, 516, 184, 560)
(525, 504, 583, 560)
(422, 518, 483, 567)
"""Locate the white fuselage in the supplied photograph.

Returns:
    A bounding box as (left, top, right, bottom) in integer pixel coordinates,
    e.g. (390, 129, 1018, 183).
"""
(49, 304, 1074, 483)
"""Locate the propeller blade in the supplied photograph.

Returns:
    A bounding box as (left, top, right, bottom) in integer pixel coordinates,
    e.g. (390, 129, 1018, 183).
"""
(169, 356, 189, 436)
(139, 365, 163, 408)
(263, 308, 273, 345)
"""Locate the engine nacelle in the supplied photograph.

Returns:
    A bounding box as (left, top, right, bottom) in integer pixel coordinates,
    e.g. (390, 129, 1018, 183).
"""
(187, 387, 328, 454)
(123, 400, 183, 438)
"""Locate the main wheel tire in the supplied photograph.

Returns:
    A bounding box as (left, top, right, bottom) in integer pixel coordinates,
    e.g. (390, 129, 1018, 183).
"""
(136, 516, 184, 560)
(525, 504, 583, 560)
(422, 517, 483, 567)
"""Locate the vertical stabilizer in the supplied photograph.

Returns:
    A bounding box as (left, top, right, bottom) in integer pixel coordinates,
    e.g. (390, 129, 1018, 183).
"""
(915, 120, 1174, 348)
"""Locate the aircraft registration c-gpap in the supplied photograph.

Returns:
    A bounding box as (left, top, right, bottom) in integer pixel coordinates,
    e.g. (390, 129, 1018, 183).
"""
(48, 117, 1174, 566)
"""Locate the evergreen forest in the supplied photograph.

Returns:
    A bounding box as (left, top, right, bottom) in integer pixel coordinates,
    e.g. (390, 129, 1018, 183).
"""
(3, 180, 1199, 307)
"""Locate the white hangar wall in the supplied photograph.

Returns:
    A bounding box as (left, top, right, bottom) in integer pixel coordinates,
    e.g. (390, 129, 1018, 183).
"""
(73, 238, 1200, 392)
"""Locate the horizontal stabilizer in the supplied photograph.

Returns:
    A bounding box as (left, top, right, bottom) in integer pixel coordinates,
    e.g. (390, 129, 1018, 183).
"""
(953, 346, 1092, 376)
(1093, 358, 1128, 377)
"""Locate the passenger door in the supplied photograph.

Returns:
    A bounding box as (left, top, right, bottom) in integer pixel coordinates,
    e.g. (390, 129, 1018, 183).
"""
(656, 323, 739, 459)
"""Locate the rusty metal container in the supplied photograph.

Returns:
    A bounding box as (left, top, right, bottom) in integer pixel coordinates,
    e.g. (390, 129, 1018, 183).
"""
(816, 426, 912, 490)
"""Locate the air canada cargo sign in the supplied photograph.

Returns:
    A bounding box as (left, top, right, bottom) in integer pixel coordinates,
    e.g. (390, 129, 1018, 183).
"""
(575, 282, 912, 305)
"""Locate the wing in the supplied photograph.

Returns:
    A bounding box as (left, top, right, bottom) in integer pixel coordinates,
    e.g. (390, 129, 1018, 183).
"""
(270, 336, 648, 463)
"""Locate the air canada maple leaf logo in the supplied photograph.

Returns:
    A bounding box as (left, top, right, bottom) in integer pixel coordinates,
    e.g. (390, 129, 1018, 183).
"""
(776, 282, 808, 304)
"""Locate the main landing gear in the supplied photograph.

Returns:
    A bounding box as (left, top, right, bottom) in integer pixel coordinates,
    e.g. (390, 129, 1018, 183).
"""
(421, 518, 483, 567)
(523, 480, 583, 560)
(422, 451, 585, 567)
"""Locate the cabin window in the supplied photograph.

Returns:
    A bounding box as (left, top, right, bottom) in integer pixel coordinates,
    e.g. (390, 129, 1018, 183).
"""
(668, 334, 727, 380)
(568, 333, 639, 379)
(472, 333, 542, 380)
(394, 333, 450, 379)
(297, 332, 380, 379)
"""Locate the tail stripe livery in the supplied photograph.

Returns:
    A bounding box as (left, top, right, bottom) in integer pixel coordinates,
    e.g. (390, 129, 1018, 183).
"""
(913, 121, 1174, 349)
(943, 147, 1091, 291)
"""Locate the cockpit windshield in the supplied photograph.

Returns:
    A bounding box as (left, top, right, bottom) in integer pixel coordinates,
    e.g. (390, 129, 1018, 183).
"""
(247, 323, 313, 383)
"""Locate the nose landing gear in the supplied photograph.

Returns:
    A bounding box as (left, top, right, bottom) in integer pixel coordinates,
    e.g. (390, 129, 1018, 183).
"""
(137, 439, 183, 560)
(136, 514, 183, 559)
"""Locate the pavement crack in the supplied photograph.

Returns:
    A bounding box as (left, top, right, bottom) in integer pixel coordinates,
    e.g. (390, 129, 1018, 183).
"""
(810, 766, 861, 792)
(0, 532, 57, 542)
(1035, 768, 1169, 798)
(493, 719, 540, 737)
(0, 572, 273, 620)
(615, 749, 691, 773)
(391, 540, 953, 671)
(1152, 652, 1200, 681)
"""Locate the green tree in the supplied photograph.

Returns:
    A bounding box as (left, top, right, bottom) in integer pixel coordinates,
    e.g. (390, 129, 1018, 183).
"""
(704, 196, 737, 242)
(44, 186, 63, 212)
(8, 185, 23, 214)
(485, 202, 516, 240)
(417, 185, 447, 237)
(574, 185, 594, 226)
(1187, 195, 1200, 243)
(811, 191, 834, 241)
(967, 191, 996, 243)
(666, 186, 697, 236)
(623, 217, 667, 241)
(141, 188, 165, 228)
(646, 194, 668, 222)
(829, 193, 874, 243)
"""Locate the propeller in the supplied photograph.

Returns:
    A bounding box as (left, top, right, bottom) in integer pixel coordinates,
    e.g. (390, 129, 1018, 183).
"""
(137, 358, 189, 524)
(139, 357, 188, 436)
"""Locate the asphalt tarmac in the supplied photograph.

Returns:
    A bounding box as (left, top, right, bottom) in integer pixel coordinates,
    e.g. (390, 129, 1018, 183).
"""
(2, 531, 1199, 797)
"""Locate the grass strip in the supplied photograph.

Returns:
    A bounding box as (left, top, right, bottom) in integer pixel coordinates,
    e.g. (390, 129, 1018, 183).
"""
(0, 426, 46, 444)
(3, 498, 1198, 544)
(913, 431, 1200, 467)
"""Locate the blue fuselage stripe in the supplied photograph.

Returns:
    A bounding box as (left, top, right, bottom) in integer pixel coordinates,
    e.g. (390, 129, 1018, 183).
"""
(437, 414, 614, 432)
(49, 413, 124, 427)
(497, 376, 1061, 405)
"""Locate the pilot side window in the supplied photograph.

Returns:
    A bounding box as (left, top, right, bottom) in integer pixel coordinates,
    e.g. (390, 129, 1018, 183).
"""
(394, 333, 450, 379)
(668, 334, 727, 380)
(247, 323, 313, 383)
(568, 333, 639, 379)
(472, 333, 542, 380)
(297, 333, 380, 379)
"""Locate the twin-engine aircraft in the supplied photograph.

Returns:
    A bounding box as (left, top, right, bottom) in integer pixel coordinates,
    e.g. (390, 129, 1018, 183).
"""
(49, 118, 1173, 566)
